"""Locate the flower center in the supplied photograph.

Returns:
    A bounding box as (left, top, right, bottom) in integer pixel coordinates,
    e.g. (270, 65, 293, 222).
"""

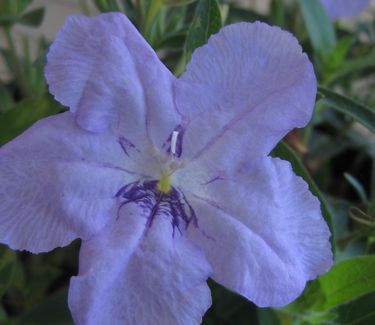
(157, 174, 171, 194)
(115, 180, 198, 235)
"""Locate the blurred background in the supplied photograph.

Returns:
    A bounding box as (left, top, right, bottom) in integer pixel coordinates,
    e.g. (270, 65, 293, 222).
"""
(1, 0, 375, 324)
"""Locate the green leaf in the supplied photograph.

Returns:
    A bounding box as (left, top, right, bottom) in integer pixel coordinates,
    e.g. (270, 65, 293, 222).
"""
(184, 0, 222, 63)
(0, 14, 17, 25)
(321, 37, 354, 83)
(0, 95, 63, 146)
(19, 7, 45, 27)
(270, 0, 285, 28)
(258, 308, 281, 325)
(93, 0, 120, 12)
(0, 304, 8, 323)
(0, 86, 14, 112)
(0, 246, 17, 297)
(158, 31, 187, 50)
(287, 256, 375, 314)
(17, 289, 73, 325)
(0, 0, 33, 26)
(0, 0, 33, 16)
(298, 0, 336, 54)
(326, 54, 375, 85)
(163, 0, 196, 6)
(318, 86, 375, 134)
(337, 291, 375, 325)
(317, 256, 375, 311)
(164, 5, 187, 33)
(272, 142, 335, 244)
(203, 280, 258, 324)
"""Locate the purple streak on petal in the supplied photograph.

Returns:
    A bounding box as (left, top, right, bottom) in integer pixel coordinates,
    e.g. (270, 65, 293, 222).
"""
(201, 175, 225, 186)
(145, 194, 163, 230)
(177, 188, 199, 228)
(163, 125, 185, 158)
(118, 136, 139, 157)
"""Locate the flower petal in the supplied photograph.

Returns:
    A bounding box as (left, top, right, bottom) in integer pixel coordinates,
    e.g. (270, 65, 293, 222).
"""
(175, 22, 316, 163)
(69, 204, 212, 325)
(321, 0, 369, 20)
(0, 112, 132, 253)
(45, 13, 180, 148)
(177, 157, 332, 307)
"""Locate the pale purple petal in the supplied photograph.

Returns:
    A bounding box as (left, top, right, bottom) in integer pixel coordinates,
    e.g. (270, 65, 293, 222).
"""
(69, 204, 212, 325)
(0, 112, 133, 253)
(175, 22, 316, 165)
(176, 157, 332, 307)
(321, 0, 370, 20)
(45, 13, 180, 148)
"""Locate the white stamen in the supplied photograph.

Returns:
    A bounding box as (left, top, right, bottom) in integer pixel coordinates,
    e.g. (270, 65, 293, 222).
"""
(171, 131, 179, 155)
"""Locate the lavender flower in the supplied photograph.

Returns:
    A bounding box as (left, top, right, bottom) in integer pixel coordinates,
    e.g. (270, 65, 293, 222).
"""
(0, 13, 332, 324)
(321, 0, 370, 20)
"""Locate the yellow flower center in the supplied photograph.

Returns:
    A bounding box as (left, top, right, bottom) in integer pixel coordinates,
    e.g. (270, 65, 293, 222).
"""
(157, 174, 171, 194)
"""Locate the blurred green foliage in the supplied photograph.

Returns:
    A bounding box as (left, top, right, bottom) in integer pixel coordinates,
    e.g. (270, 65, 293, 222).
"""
(1, 0, 375, 324)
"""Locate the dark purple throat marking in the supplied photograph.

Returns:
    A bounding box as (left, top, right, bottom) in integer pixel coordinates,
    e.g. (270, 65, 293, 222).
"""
(115, 180, 198, 236)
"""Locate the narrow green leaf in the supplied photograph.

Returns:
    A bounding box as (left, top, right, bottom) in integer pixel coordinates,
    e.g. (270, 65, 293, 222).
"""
(164, 5, 187, 33)
(121, 0, 135, 11)
(33, 45, 48, 70)
(319, 86, 375, 134)
(272, 142, 335, 243)
(0, 95, 63, 146)
(270, 0, 285, 28)
(325, 53, 375, 85)
(158, 31, 187, 50)
(0, 86, 14, 112)
(19, 7, 45, 27)
(298, 0, 336, 54)
(142, 0, 163, 42)
(184, 0, 221, 63)
(327, 54, 375, 85)
(344, 173, 368, 203)
(163, 0, 196, 6)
